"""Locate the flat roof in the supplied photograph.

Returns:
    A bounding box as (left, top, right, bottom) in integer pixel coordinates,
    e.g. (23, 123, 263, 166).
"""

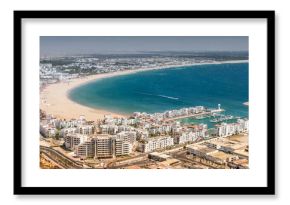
(160, 158, 180, 166)
(226, 143, 247, 150)
(200, 147, 217, 154)
(208, 138, 247, 150)
(209, 151, 236, 160)
(227, 134, 248, 143)
(233, 149, 249, 157)
(186, 144, 204, 149)
(187, 144, 216, 153)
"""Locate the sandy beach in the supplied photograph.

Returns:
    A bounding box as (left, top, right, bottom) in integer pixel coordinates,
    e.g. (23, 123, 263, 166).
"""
(40, 60, 248, 121)
(40, 70, 137, 121)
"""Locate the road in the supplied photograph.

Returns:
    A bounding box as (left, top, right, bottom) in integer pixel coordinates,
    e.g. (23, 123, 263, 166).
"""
(107, 153, 148, 168)
(40, 146, 84, 169)
(40, 152, 65, 169)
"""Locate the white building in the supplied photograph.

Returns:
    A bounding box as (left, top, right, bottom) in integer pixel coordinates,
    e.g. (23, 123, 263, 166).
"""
(136, 129, 149, 141)
(171, 122, 182, 134)
(237, 119, 249, 132)
(99, 124, 109, 134)
(74, 133, 135, 159)
(216, 119, 249, 137)
(77, 124, 94, 135)
(92, 135, 115, 158)
(60, 127, 77, 137)
(75, 141, 95, 159)
(55, 119, 79, 129)
(195, 106, 205, 113)
(175, 124, 208, 144)
(138, 136, 174, 153)
(175, 132, 198, 144)
(116, 131, 137, 144)
(115, 140, 133, 156)
(64, 134, 88, 150)
(40, 124, 57, 138)
(118, 125, 134, 132)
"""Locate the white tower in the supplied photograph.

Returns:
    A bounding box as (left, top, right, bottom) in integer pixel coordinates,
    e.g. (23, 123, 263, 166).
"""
(218, 104, 221, 110)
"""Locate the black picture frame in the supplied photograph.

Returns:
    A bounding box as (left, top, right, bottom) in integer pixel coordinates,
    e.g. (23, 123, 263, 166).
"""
(14, 10, 275, 195)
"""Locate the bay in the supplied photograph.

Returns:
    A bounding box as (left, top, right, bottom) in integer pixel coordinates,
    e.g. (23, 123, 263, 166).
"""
(69, 63, 249, 126)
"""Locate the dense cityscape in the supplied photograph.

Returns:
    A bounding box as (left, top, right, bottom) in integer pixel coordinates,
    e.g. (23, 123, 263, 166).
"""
(40, 52, 248, 86)
(40, 53, 249, 169)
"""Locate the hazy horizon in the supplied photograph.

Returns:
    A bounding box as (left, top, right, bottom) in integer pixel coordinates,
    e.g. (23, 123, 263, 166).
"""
(40, 36, 248, 57)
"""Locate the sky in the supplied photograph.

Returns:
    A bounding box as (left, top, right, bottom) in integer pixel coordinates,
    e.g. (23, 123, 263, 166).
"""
(40, 36, 248, 56)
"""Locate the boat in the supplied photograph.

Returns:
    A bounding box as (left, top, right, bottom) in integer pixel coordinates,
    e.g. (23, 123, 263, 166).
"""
(210, 115, 234, 123)
(195, 114, 211, 120)
(210, 118, 219, 123)
(195, 116, 206, 119)
(226, 115, 234, 120)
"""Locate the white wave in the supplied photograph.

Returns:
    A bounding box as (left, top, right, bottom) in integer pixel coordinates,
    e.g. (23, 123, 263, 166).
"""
(157, 95, 179, 100)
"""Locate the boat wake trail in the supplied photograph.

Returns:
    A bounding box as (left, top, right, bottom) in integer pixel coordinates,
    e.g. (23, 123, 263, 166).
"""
(157, 95, 179, 100)
(135, 91, 179, 101)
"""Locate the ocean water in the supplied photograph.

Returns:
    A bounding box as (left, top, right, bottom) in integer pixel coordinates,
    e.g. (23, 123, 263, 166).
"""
(69, 63, 248, 126)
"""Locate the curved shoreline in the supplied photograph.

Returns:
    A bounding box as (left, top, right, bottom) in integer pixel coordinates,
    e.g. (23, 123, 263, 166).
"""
(40, 60, 248, 121)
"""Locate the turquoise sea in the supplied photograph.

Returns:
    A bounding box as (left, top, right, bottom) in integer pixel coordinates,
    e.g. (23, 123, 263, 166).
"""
(69, 63, 248, 127)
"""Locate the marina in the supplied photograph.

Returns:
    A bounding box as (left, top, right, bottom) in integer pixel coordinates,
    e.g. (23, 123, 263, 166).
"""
(164, 108, 224, 122)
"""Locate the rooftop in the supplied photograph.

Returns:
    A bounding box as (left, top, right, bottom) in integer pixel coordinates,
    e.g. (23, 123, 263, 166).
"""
(160, 158, 180, 166)
(208, 151, 236, 160)
(208, 138, 247, 150)
(187, 144, 217, 154)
